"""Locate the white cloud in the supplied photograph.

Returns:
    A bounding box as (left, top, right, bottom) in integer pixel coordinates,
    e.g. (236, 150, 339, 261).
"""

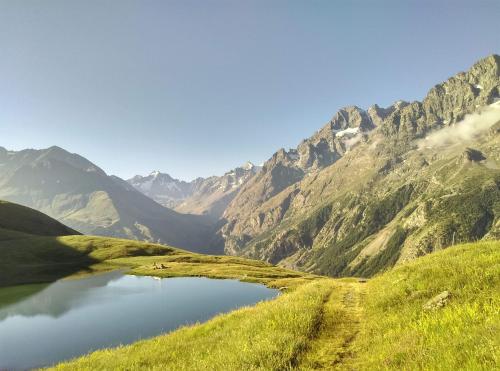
(419, 102, 500, 149)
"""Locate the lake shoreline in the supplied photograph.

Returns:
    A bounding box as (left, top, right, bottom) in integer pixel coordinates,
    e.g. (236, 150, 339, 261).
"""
(0, 273, 280, 370)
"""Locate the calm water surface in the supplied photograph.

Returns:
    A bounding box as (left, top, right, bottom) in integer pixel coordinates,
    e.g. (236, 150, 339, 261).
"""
(0, 271, 278, 370)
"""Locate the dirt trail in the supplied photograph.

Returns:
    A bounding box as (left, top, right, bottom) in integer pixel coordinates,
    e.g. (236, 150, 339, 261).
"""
(297, 280, 365, 370)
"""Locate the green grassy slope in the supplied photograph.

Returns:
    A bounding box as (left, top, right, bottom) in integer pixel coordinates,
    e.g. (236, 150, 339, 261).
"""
(0, 234, 174, 286)
(0, 200, 79, 237)
(0, 234, 313, 288)
(47, 241, 499, 370)
(0, 198, 312, 287)
(351, 240, 499, 370)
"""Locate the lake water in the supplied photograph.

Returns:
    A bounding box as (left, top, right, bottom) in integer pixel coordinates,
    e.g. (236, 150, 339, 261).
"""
(0, 271, 278, 370)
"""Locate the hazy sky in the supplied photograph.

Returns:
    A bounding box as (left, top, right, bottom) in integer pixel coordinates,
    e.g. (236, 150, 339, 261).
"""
(1, 0, 499, 180)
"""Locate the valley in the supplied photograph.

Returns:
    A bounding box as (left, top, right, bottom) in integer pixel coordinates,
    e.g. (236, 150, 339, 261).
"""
(1, 55, 498, 281)
(0, 48, 498, 370)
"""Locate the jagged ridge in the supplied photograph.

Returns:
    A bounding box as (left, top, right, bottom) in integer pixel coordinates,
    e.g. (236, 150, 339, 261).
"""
(219, 54, 500, 276)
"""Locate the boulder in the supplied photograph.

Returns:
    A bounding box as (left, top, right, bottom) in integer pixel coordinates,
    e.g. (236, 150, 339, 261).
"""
(423, 291, 452, 311)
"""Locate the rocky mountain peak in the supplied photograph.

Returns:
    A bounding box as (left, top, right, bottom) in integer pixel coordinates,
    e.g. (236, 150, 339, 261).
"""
(233, 104, 380, 215)
(128, 162, 261, 218)
(241, 161, 255, 171)
(381, 54, 500, 138)
(470, 54, 500, 79)
(326, 105, 374, 131)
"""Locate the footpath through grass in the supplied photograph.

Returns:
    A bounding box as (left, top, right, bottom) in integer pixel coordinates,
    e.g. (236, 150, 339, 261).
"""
(297, 279, 364, 369)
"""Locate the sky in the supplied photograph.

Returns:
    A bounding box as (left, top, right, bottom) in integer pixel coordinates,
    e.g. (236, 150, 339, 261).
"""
(0, 0, 499, 181)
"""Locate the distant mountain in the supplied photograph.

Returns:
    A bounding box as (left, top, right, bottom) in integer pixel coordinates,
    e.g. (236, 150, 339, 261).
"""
(0, 146, 218, 253)
(219, 54, 500, 276)
(128, 162, 261, 220)
(128, 171, 193, 209)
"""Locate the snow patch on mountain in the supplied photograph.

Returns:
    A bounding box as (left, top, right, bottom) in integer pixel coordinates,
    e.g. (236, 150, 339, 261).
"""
(335, 127, 360, 137)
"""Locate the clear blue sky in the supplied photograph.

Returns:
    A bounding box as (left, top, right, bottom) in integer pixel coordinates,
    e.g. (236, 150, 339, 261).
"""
(0, 0, 499, 180)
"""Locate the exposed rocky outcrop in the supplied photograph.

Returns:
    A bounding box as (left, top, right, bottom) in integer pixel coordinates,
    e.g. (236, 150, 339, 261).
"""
(382, 55, 500, 138)
(423, 291, 452, 311)
(461, 148, 486, 163)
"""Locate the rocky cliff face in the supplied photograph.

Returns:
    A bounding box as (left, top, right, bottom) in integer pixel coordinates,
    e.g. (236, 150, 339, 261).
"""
(219, 55, 500, 275)
(220, 105, 384, 254)
(382, 55, 500, 138)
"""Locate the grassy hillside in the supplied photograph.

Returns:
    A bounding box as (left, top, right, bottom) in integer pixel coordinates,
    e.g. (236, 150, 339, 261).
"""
(0, 198, 311, 287)
(48, 241, 499, 370)
(351, 240, 499, 370)
(0, 200, 79, 237)
(0, 234, 172, 286)
(0, 234, 313, 288)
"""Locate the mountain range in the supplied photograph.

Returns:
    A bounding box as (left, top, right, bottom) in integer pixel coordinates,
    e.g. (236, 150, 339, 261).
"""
(128, 162, 261, 220)
(219, 54, 500, 275)
(0, 146, 218, 253)
(1, 54, 498, 276)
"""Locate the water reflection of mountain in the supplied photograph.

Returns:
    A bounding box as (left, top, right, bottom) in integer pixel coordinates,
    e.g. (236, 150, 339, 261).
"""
(0, 270, 124, 320)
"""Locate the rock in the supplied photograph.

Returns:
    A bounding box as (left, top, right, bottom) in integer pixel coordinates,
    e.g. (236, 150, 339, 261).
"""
(461, 148, 486, 163)
(423, 291, 452, 311)
(488, 120, 500, 136)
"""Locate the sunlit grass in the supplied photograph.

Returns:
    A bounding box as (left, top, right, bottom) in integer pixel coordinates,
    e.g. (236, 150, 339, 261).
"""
(0, 234, 315, 288)
(3, 231, 497, 370)
(351, 241, 500, 370)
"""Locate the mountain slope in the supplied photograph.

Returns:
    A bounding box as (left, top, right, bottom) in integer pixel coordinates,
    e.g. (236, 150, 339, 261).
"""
(0, 200, 79, 238)
(0, 146, 218, 253)
(220, 54, 500, 276)
(175, 162, 261, 219)
(129, 162, 260, 220)
(0, 200, 309, 288)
